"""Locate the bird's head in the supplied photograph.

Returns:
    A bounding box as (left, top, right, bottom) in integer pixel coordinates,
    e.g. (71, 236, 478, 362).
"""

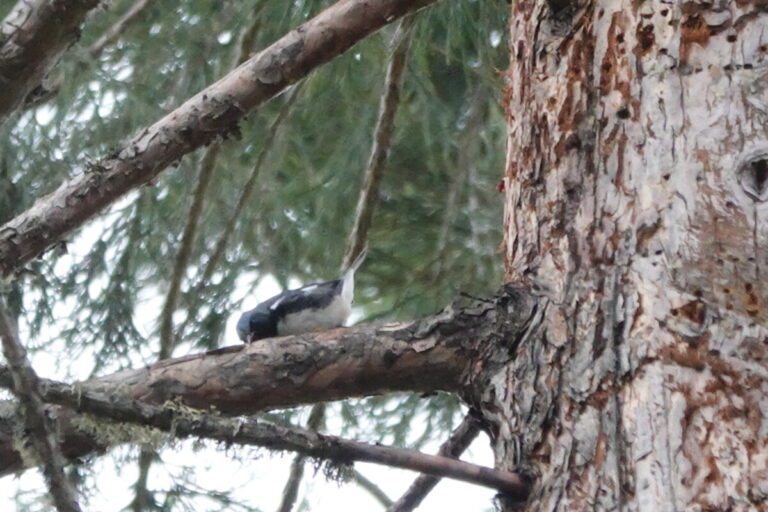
(236, 310, 276, 343)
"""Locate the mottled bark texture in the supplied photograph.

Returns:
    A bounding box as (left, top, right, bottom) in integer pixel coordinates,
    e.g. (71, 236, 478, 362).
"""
(0, 0, 102, 124)
(0, 287, 537, 479)
(495, 1, 768, 510)
(0, 0, 439, 277)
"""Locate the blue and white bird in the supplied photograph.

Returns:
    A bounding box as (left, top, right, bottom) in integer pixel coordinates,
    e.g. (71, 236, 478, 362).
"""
(236, 248, 367, 343)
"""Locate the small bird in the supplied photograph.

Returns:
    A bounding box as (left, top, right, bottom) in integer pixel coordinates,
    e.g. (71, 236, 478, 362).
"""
(236, 248, 367, 343)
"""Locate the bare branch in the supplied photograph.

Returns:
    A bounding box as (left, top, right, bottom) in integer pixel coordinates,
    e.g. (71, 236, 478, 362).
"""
(275, 17, 418, 505)
(158, 145, 220, 359)
(0, 0, 101, 125)
(147, 13, 272, 504)
(388, 414, 481, 512)
(0, 0, 440, 276)
(130, 449, 157, 512)
(0, 300, 81, 512)
(274, 17, 417, 499)
(176, 83, 303, 344)
(341, 14, 417, 270)
(352, 469, 394, 508)
(276, 404, 326, 512)
(86, 0, 153, 59)
(0, 286, 537, 477)
(0, 374, 531, 500)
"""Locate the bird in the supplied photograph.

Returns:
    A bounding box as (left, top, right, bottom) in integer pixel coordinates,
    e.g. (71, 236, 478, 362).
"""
(236, 248, 367, 343)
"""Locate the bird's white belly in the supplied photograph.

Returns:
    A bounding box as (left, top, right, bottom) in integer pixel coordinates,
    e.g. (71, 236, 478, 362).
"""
(276, 295, 351, 336)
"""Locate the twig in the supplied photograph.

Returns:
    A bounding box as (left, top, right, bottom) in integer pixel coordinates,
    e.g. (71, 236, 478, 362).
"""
(276, 17, 418, 506)
(146, 11, 268, 505)
(175, 83, 303, 343)
(341, 14, 417, 270)
(276, 404, 326, 512)
(130, 450, 156, 512)
(9, 376, 531, 500)
(435, 86, 488, 255)
(352, 469, 393, 508)
(87, 0, 153, 59)
(387, 414, 480, 512)
(158, 144, 220, 359)
(0, 300, 81, 512)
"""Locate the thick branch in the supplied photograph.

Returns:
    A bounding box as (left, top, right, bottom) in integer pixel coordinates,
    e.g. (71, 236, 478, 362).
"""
(388, 414, 480, 512)
(0, 300, 81, 512)
(0, 286, 536, 477)
(0, 0, 101, 124)
(0, 374, 530, 499)
(341, 14, 416, 269)
(0, 0, 439, 276)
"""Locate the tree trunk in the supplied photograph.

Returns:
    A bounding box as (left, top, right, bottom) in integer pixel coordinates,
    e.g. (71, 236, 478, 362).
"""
(488, 1, 768, 510)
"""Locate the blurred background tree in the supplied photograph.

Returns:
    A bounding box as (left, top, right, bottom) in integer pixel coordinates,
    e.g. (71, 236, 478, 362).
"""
(0, 0, 509, 510)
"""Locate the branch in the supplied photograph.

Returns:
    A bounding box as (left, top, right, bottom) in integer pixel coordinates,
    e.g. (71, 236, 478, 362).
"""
(276, 404, 326, 512)
(387, 414, 480, 512)
(0, 300, 81, 512)
(275, 17, 419, 505)
(176, 83, 304, 344)
(341, 14, 416, 269)
(0, 373, 530, 500)
(353, 469, 394, 508)
(0, 0, 101, 125)
(146, 13, 271, 505)
(86, 0, 154, 59)
(158, 145, 220, 359)
(0, 0, 440, 276)
(0, 286, 536, 476)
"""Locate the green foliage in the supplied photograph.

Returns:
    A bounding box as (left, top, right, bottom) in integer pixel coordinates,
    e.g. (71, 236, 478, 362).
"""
(1, 0, 509, 508)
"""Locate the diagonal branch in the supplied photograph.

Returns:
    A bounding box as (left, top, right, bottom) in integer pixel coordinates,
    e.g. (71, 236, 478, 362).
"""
(353, 469, 394, 508)
(0, 299, 81, 512)
(280, 17, 417, 505)
(144, 14, 271, 506)
(86, 0, 154, 59)
(341, 13, 417, 270)
(0, 0, 101, 125)
(387, 414, 481, 512)
(0, 0, 441, 277)
(158, 145, 220, 359)
(276, 403, 326, 512)
(0, 286, 536, 477)
(0, 373, 530, 500)
(176, 83, 304, 345)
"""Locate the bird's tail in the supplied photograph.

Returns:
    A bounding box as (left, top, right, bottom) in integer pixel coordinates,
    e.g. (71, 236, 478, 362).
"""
(340, 245, 367, 303)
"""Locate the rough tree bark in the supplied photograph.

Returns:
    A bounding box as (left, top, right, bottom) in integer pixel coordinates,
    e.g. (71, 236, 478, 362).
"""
(0, 0, 102, 124)
(0, 287, 537, 478)
(491, 1, 768, 510)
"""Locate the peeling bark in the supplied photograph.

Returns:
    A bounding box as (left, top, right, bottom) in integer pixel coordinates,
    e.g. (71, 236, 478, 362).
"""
(0, 286, 537, 477)
(0, 0, 101, 124)
(497, 1, 768, 510)
(0, 0, 439, 276)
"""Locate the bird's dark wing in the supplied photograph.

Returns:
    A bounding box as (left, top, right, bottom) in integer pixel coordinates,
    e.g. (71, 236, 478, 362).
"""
(269, 279, 342, 316)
